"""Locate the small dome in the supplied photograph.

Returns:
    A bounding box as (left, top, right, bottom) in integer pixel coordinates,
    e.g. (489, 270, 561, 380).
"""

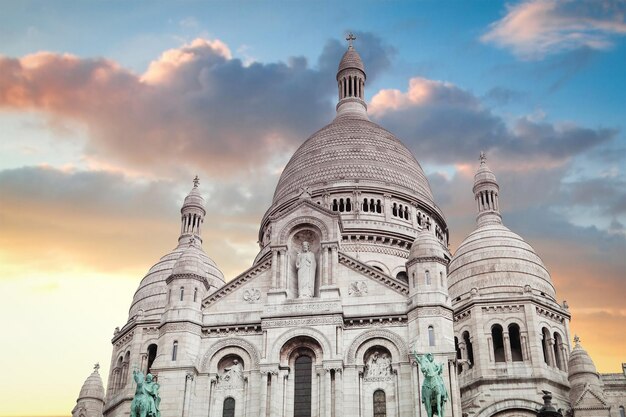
(338, 48, 365, 74)
(182, 185, 205, 211)
(409, 230, 445, 260)
(78, 368, 104, 401)
(473, 153, 498, 188)
(172, 241, 211, 276)
(129, 240, 224, 320)
(449, 223, 556, 300)
(568, 338, 599, 381)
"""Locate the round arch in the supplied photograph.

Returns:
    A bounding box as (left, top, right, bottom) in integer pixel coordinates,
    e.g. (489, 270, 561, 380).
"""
(346, 329, 409, 365)
(199, 337, 260, 372)
(474, 398, 542, 417)
(278, 217, 330, 244)
(270, 327, 332, 362)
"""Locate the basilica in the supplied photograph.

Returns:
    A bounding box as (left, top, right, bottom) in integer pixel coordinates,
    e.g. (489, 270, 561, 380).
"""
(72, 38, 625, 417)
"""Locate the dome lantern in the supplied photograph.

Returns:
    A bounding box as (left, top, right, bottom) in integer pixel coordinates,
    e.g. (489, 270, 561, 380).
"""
(336, 33, 368, 118)
(473, 152, 502, 227)
(179, 175, 206, 244)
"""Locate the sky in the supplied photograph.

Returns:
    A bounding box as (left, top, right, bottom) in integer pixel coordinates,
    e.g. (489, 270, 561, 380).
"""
(0, 0, 625, 415)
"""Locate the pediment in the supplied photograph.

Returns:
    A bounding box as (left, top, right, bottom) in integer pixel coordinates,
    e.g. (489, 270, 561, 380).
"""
(267, 199, 343, 245)
(338, 252, 409, 297)
(574, 386, 608, 409)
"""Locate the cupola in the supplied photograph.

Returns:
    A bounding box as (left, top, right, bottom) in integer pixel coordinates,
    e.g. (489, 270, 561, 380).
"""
(179, 175, 206, 244)
(473, 152, 502, 227)
(336, 33, 368, 118)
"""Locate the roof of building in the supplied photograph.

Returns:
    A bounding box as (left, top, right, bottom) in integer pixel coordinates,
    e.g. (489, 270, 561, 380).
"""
(337, 47, 365, 74)
(448, 222, 556, 300)
(409, 229, 445, 260)
(272, 113, 435, 206)
(78, 365, 105, 401)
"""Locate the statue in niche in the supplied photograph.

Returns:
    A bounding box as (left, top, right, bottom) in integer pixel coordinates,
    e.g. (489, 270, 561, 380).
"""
(296, 241, 316, 298)
(413, 351, 448, 417)
(219, 359, 244, 389)
(366, 351, 391, 378)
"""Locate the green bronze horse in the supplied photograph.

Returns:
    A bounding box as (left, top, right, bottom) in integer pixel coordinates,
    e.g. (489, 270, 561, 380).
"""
(413, 351, 448, 417)
(130, 370, 161, 417)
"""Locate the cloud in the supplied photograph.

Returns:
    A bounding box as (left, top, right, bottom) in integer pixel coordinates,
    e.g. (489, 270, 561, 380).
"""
(481, 0, 626, 60)
(0, 34, 396, 181)
(369, 76, 617, 167)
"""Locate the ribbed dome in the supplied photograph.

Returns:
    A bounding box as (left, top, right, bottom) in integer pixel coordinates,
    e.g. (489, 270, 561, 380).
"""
(78, 368, 104, 401)
(568, 340, 599, 380)
(272, 114, 434, 205)
(338, 48, 365, 74)
(129, 241, 224, 320)
(409, 230, 445, 260)
(172, 242, 214, 276)
(448, 223, 556, 300)
(183, 185, 205, 210)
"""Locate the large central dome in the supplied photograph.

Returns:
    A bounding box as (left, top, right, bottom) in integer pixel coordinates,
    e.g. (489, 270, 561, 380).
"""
(272, 113, 434, 205)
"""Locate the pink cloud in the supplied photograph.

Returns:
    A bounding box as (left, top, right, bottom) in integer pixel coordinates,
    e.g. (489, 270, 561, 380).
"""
(481, 0, 626, 60)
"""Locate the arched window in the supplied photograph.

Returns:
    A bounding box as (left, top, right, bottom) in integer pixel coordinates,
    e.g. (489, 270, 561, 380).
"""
(332, 199, 338, 211)
(509, 324, 523, 361)
(172, 341, 178, 361)
(222, 397, 235, 417)
(339, 198, 345, 212)
(404, 206, 409, 220)
(492, 324, 505, 362)
(392, 203, 398, 217)
(179, 286, 184, 301)
(376, 199, 382, 213)
(346, 198, 352, 212)
(396, 271, 408, 282)
(425, 270, 431, 285)
(147, 344, 157, 373)
(463, 331, 474, 367)
(363, 198, 369, 212)
(554, 332, 564, 370)
(373, 389, 387, 417)
(440, 271, 444, 287)
(412, 272, 416, 288)
(294, 355, 313, 417)
(619, 406, 625, 417)
(541, 328, 551, 366)
(193, 287, 198, 302)
(167, 289, 171, 303)
(428, 325, 436, 346)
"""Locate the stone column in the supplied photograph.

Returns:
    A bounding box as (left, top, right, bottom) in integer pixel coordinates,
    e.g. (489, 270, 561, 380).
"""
(458, 342, 468, 371)
(270, 370, 281, 417)
(342, 367, 359, 417)
(503, 331, 512, 362)
(521, 334, 529, 361)
(281, 250, 289, 289)
(259, 371, 269, 417)
(331, 245, 338, 285)
(207, 377, 216, 417)
(448, 359, 461, 417)
(383, 193, 391, 221)
(140, 353, 148, 374)
(271, 250, 278, 289)
(334, 369, 343, 417)
(411, 361, 421, 417)
(323, 246, 329, 286)
(324, 369, 332, 417)
(487, 336, 494, 363)
(547, 338, 557, 368)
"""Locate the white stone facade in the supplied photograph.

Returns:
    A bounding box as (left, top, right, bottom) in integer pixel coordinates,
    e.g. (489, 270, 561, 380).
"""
(74, 38, 625, 417)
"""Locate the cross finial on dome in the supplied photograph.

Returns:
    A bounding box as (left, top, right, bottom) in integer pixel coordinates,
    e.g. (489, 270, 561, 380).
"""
(479, 151, 487, 166)
(346, 32, 356, 49)
(193, 175, 199, 188)
(94, 362, 100, 372)
(574, 335, 581, 347)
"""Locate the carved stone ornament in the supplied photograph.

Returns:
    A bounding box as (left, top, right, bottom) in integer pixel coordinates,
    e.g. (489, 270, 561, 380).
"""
(348, 281, 368, 297)
(364, 351, 391, 379)
(243, 288, 261, 303)
(216, 359, 244, 390)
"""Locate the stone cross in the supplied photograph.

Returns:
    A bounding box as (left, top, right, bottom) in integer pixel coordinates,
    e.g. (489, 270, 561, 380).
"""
(193, 175, 200, 188)
(346, 32, 356, 48)
(479, 151, 487, 166)
(94, 363, 100, 372)
(574, 335, 580, 346)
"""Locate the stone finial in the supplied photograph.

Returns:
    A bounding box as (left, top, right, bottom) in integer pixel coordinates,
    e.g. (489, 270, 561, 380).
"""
(94, 363, 100, 372)
(346, 32, 356, 49)
(479, 151, 487, 166)
(193, 175, 200, 188)
(574, 335, 581, 347)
